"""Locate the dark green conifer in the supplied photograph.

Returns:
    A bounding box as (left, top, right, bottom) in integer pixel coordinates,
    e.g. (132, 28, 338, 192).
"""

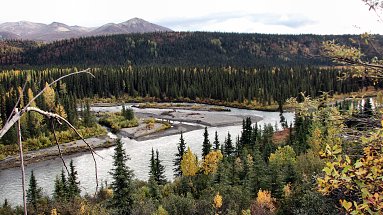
(54, 169, 68, 200)
(155, 150, 166, 185)
(149, 148, 166, 185)
(202, 127, 211, 157)
(213, 131, 220, 150)
(224, 132, 234, 157)
(173, 132, 186, 177)
(110, 138, 134, 215)
(68, 160, 81, 198)
(26, 170, 42, 210)
(363, 98, 373, 116)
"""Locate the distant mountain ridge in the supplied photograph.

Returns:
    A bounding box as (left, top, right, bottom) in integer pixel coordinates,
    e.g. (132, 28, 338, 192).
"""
(0, 18, 172, 41)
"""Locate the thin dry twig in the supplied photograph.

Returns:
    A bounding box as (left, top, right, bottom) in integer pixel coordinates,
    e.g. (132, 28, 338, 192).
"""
(5, 80, 28, 125)
(50, 119, 70, 176)
(27, 106, 101, 190)
(332, 57, 383, 70)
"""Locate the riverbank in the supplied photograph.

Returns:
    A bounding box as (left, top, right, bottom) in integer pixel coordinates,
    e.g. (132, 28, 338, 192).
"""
(0, 135, 115, 170)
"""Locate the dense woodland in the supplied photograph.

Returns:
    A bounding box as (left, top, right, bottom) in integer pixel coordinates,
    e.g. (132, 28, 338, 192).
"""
(1, 32, 383, 67)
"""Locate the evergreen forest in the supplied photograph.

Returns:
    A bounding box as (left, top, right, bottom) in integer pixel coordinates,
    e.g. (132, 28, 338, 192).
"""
(0, 25, 383, 215)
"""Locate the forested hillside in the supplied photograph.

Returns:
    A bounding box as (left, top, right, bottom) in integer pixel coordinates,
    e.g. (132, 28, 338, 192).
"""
(2, 32, 383, 67)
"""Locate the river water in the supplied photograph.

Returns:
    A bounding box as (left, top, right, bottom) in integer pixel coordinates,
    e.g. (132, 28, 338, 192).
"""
(0, 104, 294, 206)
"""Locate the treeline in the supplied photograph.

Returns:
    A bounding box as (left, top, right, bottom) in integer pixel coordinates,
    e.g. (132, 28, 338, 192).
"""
(0, 66, 372, 123)
(2, 32, 383, 67)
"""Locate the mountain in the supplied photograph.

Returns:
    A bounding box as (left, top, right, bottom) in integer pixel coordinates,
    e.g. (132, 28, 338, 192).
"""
(0, 21, 46, 37)
(91, 18, 172, 35)
(0, 18, 172, 41)
(0, 31, 20, 40)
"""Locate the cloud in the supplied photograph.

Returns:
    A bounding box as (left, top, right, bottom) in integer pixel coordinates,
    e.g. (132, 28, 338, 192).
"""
(158, 12, 316, 32)
(252, 14, 316, 28)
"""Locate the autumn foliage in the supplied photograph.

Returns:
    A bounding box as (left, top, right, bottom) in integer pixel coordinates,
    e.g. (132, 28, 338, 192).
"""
(201, 150, 223, 175)
(250, 189, 276, 215)
(181, 147, 199, 177)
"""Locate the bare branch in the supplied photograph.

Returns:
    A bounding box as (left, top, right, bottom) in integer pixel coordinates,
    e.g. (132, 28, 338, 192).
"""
(50, 119, 70, 176)
(16, 108, 27, 215)
(0, 69, 94, 138)
(331, 57, 383, 70)
(0, 111, 22, 138)
(27, 107, 100, 190)
(5, 80, 28, 125)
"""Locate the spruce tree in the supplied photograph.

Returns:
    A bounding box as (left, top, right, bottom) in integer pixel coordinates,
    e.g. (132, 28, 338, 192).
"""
(26, 170, 42, 210)
(155, 150, 166, 185)
(213, 131, 220, 150)
(54, 169, 68, 200)
(202, 127, 211, 157)
(110, 138, 134, 215)
(173, 132, 186, 177)
(83, 99, 95, 127)
(54, 176, 62, 200)
(68, 160, 81, 198)
(224, 132, 234, 157)
(363, 98, 373, 116)
(149, 148, 166, 185)
(149, 148, 156, 180)
(240, 117, 252, 148)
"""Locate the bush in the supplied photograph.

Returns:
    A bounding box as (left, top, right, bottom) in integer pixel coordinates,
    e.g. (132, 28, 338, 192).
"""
(162, 194, 197, 215)
(99, 113, 139, 133)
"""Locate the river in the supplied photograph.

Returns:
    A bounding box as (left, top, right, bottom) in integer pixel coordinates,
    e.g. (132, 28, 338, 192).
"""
(0, 104, 294, 206)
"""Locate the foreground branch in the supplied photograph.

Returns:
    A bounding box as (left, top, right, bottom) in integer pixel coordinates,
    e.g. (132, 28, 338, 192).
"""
(0, 69, 97, 215)
(23, 68, 93, 113)
(27, 107, 100, 190)
(333, 57, 383, 70)
(0, 68, 93, 138)
(51, 119, 70, 176)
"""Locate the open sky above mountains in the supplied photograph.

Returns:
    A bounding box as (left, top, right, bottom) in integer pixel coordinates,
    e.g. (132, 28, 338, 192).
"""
(1, 0, 382, 34)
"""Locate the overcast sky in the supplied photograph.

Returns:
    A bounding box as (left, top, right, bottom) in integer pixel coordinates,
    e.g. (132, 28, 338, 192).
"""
(1, 0, 382, 34)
